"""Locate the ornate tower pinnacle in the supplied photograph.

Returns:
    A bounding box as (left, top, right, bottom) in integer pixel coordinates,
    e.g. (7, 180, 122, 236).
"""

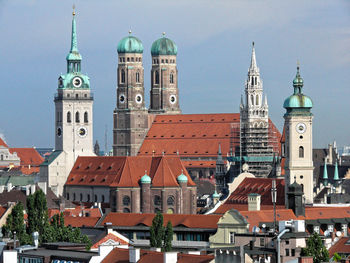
(249, 41, 258, 73)
(66, 8, 82, 73)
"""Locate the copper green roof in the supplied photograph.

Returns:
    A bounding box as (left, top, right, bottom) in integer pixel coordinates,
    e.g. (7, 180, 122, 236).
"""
(66, 14, 82, 61)
(212, 190, 220, 198)
(151, 36, 177, 56)
(140, 173, 151, 184)
(59, 73, 90, 90)
(117, 35, 143, 54)
(284, 66, 313, 110)
(177, 171, 188, 183)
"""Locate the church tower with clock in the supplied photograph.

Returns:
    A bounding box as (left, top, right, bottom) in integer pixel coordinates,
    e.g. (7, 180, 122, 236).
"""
(283, 65, 314, 204)
(41, 9, 94, 196)
(112, 32, 149, 156)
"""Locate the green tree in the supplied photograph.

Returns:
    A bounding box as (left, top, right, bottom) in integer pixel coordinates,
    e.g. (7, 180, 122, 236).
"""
(333, 252, 342, 262)
(2, 202, 31, 245)
(301, 232, 329, 263)
(150, 212, 164, 248)
(162, 221, 173, 252)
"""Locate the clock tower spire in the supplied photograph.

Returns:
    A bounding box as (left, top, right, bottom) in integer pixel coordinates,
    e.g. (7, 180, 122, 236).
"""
(41, 9, 95, 197)
(283, 65, 314, 204)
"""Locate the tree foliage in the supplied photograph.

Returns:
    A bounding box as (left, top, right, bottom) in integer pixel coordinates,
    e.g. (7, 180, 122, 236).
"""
(163, 220, 173, 252)
(2, 190, 91, 250)
(301, 232, 329, 263)
(150, 212, 164, 248)
(333, 252, 341, 262)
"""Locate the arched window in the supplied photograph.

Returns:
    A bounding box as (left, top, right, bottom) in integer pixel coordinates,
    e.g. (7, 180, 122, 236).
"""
(0, 155, 3, 161)
(121, 69, 125, 83)
(123, 208, 130, 213)
(73, 193, 76, 201)
(84, 112, 88, 123)
(75, 112, 80, 123)
(299, 146, 304, 158)
(136, 72, 140, 83)
(67, 112, 71, 123)
(167, 196, 175, 206)
(87, 194, 90, 202)
(154, 195, 161, 206)
(80, 193, 83, 201)
(256, 95, 259, 105)
(102, 195, 105, 203)
(155, 71, 159, 84)
(170, 73, 174, 84)
(251, 77, 254, 85)
(255, 77, 257, 85)
(67, 193, 70, 200)
(123, 196, 131, 206)
(94, 195, 97, 202)
(251, 95, 254, 105)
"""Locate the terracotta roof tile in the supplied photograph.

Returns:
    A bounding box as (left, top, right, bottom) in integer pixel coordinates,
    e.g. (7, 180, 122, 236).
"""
(100, 212, 221, 229)
(64, 216, 99, 227)
(66, 156, 195, 188)
(138, 114, 281, 158)
(0, 138, 8, 148)
(91, 232, 129, 249)
(328, 237, 350, 257)
(9, 148, 44, 166)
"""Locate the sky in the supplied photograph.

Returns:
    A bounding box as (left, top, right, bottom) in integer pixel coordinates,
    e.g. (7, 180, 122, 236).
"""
(0, 0, 349, 151)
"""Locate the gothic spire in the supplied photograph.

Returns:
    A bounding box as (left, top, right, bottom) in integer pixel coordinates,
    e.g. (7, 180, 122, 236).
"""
(249, 42, 258, 72)
(70, 8, 78, 53)
(66, 6, 82, 72)
(323, 160, 328, 185)
(334, 161, 339, 181)
(217, 143, 224, 164)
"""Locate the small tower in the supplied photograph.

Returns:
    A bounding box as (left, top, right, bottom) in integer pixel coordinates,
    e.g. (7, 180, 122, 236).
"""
(287, 177, 305, 217)
(323, 160, 328, 186)
(140, 171, 151, 213)
(113, 32, 149, 156)
(283, 65, 314, 204)
(149, 33, 181, 114)
(240, 42, 272, 177)
(215, 144, 226, 193)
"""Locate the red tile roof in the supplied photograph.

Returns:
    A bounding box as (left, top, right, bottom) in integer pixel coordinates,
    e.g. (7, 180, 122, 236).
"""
(64, 216, 99, 227)
(215, 177, 285, 214)
(9, 148, 44, 166)
(101, 212, 221, 229)
(0, 138, 8, 148)
(101, 247, 214, 263)
(329, 237, 350, 257)
(66, 156, 195, 188)
(138, 114, 281, 158)
(0, 206, 7, 218)
(91, 232, 130, 249)
(48, 207, 102, 218)
(182, 160, 216, 169)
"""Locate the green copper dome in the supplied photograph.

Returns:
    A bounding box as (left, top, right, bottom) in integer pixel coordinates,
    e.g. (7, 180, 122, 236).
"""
(117, 35, 143, 54)
(283, 66, 313, 110)
(151, 36, 177, 56)
(212, 190, 220, 198)
(140, 172, 151, 184)
(177, 171, 188, 183)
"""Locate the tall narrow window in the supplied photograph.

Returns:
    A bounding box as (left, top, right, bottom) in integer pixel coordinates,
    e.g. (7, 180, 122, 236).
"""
(256, 95, 259, 105)
(155, 71, 159, 84)
(170, 73, 174, 84)
(121, 69, 125, 83)
(136, 72, 140, 83)
(75, 112, 80, 123)
(251, 95, 254, 105)
(102, 195, 105, 203)
(84, 112, 88, 123)
(67, 112, 71, 123)
(299, 146, 304, 158)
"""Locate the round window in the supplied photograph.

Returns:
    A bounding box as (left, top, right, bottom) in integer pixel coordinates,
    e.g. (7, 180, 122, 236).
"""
(169, 95, 176, 104)
(72, 77, 82, 88)
(119, 94, 125, 103)
(135, 94, 143, 104)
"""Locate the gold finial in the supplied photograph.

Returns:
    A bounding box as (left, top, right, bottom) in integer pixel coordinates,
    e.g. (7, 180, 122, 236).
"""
(162, 32, 166, 37)
(72, 4, 76, 16)
(129, 30, 132, 35)
(297, 60, 300, 69)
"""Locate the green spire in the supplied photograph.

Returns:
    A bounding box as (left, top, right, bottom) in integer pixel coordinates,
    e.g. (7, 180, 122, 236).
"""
(66, 7, 82, 69)
(323, 160, 328, 185)
(334, 161, 339, 182)
(293, 65, 304, 94)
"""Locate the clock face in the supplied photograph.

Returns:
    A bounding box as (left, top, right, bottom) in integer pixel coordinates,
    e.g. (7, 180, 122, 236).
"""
(135, 94, 142, 104)
(169, 95, 176, 104)
(78, 127, 87, 138)
(119, 94, 125, 103)
(72, 77, 82, 88)
(57, 127, 62, 137)
(296, 123, 306, 134)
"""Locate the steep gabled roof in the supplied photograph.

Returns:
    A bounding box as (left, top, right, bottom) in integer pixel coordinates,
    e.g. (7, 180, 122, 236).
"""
(328, 237, 350, 257)
(9, 148, 44, 166)
(0, 138, 8, 148)
(66, 156, 195, 187)
(91, 231, 130, 250)
(138, 114, 281, 158)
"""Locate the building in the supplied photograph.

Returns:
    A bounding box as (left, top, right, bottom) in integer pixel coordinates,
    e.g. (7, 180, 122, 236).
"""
(239, 42, 274, 177)
(64, 156, 197, 214)
(282, 65, 314, 204)
(113, 33, 181, 157)
(40, 10, 95, 196)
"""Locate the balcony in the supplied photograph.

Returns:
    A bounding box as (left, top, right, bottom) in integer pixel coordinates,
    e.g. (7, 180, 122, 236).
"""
(54, 93, 94, 101)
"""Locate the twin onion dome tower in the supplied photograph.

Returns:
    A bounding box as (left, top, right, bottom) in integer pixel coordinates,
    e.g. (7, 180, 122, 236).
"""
(113, 32, 181, 156)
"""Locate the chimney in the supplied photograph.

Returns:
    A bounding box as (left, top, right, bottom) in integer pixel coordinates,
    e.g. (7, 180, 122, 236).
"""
(163, 252, 178, 263)
(129, 247, 140, 263)
(248, 193, 260, 211)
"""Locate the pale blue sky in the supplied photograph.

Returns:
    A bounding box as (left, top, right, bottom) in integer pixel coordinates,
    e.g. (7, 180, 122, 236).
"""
(0, 0, 349, 150)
